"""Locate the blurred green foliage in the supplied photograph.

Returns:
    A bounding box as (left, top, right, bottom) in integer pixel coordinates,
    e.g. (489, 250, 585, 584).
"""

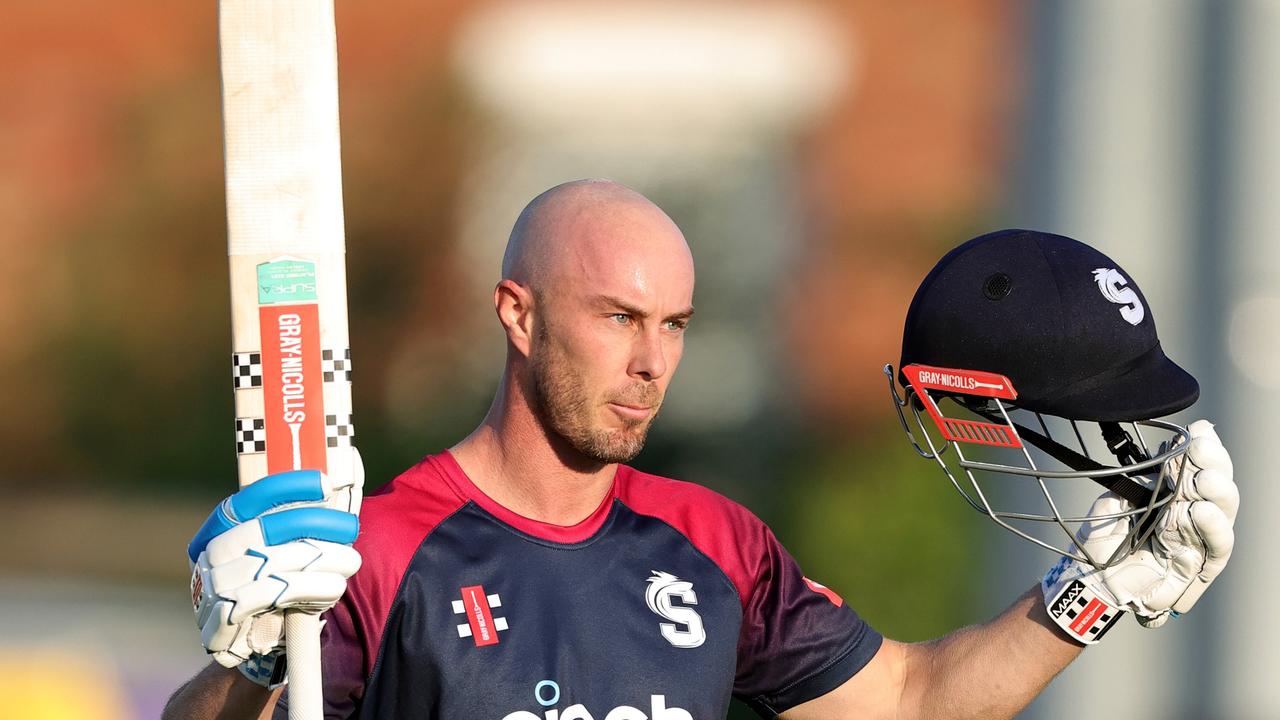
(778, 428, 980, 641)
(49, 76, 233, 487)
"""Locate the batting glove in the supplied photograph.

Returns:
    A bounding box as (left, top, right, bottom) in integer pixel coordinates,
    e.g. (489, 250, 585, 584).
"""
(1043, 419, 1238, 644)
(188, 463, 362, 672)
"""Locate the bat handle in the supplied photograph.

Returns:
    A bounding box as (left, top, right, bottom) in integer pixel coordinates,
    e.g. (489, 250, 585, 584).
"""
(285, 609, 324, 719)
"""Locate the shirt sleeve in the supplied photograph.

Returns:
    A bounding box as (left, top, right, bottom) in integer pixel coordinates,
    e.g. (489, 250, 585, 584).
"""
(733, 523, 883, 717)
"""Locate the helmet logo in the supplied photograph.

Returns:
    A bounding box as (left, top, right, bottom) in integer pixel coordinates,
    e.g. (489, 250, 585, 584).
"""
(1092, 268, 1145, 326)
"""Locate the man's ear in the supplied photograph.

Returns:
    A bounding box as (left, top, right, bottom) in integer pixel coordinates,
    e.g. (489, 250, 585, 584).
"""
(495, 279, 535, 357)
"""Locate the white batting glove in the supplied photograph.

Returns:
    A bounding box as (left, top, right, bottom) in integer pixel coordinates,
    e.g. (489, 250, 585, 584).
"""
(188, 459, 363, 672)
(1043, 420, 1238, 644)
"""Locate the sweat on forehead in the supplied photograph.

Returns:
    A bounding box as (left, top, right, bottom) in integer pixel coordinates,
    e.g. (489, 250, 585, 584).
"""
(500, 179, 686, 289)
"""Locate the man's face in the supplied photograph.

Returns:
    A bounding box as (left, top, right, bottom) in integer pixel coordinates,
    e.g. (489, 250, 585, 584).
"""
(525, 205, 695, 464)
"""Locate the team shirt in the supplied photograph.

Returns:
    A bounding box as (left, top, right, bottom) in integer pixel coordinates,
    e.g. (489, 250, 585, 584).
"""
(277, 452, 882, 719)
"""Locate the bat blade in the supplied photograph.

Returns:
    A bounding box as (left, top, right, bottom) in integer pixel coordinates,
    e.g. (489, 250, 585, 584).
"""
(219, 1, 357, 716)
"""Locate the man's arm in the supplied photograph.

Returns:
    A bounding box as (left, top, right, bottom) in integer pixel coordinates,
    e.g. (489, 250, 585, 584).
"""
(162, 662, 282, 720)
(787, 419, 1236, 719)
(784, 584, 1080, 720)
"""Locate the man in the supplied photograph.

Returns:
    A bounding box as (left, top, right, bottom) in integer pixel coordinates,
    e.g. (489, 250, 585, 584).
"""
(166, 180, 1237, 719)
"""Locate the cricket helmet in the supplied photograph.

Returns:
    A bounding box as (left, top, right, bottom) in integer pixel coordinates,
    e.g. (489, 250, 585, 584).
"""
(885, 229, 1199, 568)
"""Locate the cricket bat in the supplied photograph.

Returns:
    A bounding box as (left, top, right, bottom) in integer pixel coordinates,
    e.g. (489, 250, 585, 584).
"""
(219, 1, 359, 716)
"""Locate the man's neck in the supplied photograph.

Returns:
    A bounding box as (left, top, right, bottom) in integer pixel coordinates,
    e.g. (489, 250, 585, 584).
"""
(450, 393, 618, 527)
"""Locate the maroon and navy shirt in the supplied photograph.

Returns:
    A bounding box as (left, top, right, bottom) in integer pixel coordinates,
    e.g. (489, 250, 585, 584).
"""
(277, 452, 882, 719)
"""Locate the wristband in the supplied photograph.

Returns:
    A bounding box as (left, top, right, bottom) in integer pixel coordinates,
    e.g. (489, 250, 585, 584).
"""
(1042, 557, 1125, 645)
(239, 649, 288, 690)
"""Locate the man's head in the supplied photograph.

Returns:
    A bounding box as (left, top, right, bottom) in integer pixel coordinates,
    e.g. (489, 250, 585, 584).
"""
(497, 179, 695, 464)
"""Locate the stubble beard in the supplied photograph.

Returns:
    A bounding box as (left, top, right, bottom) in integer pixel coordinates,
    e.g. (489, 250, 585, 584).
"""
(529, 320, 660, 464)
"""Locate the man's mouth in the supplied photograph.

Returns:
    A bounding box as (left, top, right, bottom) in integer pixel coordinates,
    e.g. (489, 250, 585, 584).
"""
(607, 402, 652, 422)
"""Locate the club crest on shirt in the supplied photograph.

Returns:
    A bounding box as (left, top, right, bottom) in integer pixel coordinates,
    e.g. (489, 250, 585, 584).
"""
(645, 571, 706, 648)
(453, 584, 509, 647)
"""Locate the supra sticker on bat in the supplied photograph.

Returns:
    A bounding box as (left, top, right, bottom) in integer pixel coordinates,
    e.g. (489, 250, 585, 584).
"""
(258, 257, 318, 304)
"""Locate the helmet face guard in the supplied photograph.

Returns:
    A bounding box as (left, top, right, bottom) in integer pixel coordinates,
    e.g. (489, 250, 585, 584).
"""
(885, 362, 1192, 570)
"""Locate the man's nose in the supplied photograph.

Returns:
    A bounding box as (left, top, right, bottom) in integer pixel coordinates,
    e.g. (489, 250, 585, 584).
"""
(628, 328, 668, 382)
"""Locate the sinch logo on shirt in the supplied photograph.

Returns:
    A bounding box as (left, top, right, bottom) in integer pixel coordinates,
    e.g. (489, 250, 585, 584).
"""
(645, 571, 706, 648)
(502, 681, 694, 720)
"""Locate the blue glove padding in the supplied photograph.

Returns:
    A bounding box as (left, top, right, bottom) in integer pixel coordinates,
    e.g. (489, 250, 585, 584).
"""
(189, 470, 357, 562)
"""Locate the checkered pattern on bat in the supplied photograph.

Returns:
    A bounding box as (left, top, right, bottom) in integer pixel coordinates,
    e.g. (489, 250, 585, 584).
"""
(326, 412, 354, 447)
(235, 417, 266, 454)
(232, 352, 263, 390)
(323, 348, 351, 383)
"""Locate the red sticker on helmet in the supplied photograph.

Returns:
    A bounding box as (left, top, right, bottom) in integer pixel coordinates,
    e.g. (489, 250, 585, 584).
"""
(902, 365, 1018, 400)
(903, 364, 1023, 448)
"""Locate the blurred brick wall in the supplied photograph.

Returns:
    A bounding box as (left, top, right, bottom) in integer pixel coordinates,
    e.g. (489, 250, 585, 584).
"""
(0, 0, 1018, 471)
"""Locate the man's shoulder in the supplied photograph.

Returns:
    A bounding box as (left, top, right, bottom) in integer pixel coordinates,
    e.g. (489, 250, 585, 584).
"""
(617, 465, 774, 604)
(355, 453, 469, 547)
(618, 464, 760, 527)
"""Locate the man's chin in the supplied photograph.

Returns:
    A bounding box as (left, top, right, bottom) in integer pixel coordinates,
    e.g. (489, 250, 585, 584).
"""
(579, 428, 650, 464)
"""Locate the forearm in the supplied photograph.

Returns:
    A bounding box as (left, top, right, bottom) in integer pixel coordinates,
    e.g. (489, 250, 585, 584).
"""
(162, 661, 281, 720)
(900, 583, 1082, 720)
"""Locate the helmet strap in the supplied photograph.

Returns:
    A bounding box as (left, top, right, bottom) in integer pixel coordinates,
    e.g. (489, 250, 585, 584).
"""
(967, 407, 1154, 508)
(1099, 421, 1148, 466)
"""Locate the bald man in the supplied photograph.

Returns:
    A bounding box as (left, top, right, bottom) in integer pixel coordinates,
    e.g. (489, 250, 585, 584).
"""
(166, 181, 1112, 719)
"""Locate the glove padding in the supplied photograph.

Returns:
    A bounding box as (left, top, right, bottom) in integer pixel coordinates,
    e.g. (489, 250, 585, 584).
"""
(189, 453, 363, 668)
(1043, 419, 1238, 642)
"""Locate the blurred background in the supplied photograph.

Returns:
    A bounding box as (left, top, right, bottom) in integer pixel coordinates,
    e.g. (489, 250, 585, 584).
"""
(1, 0, 1276, 718)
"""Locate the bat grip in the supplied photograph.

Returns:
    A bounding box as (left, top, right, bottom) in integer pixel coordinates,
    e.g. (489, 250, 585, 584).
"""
(286, 609, 324, 720)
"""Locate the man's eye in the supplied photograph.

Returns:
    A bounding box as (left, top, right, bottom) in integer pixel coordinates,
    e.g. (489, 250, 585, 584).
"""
(664, 319, 688, 331)
(610, 313, 631, 325)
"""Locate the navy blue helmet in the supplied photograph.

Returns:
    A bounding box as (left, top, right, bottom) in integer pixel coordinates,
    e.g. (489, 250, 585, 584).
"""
(886, 229, 1199, 569)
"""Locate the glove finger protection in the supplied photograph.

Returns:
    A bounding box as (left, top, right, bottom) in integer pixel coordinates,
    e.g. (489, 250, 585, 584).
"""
(1131, 497, 1235, 628)
(1167, 500, 1235, 615)
(1150, 421, 1237, 618)
(1167, 421, 1236, 513)
(212, 542, 363, 625)
(210, 540, 361, 590)
(220, 571, 351, 626)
